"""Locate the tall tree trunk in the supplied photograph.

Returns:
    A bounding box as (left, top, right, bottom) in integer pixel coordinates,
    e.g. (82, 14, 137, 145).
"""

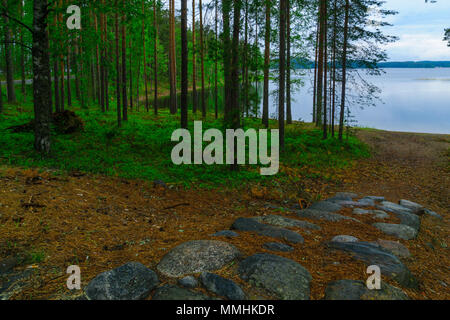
(312, 21, 319, 124)
(316, 0, 325, 126)
(222, 0, 232, 125)
(33, 0, 52, 153)
(181, 0, 188, 128)
(2, 0, 17, 103)
(94, 12, 101, 104)
(331, 0, 337, 137)
(129, 38, 133, 110)
(279, 0, 286, 151)
(214, 0, 218, 119)
(339, 0, 350, 141)
(243, 0, 248, 116)
(323, 1, 328, 139)
(121, 1, 128, 122)
(115, 1, 121, 127)
(0, 72, 3, 113)
(262, 0, 270, 128)
(67, 47, 72, 106)
(192, 0, 197, 113)
(20, 0, 26, 99)
(169, 0, 177, 114)
(199, 0, 206, 118)
(100, 3, 106, 112)
(142, 0, 148, 112)
(286, 0, 292, 124)
(153, 0, 158, 115)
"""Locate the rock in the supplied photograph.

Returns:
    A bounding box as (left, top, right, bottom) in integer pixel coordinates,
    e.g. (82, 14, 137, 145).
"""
(253, 215, 320, 230)
(178, 276, 199, 288)
(152, 285, 214, 300)
(399, 200, 424, 214)
(309, 201, 342, 212)
(353, 208, 370, 215)
(263, 242, 294, 252)
(0, 257, 17, 275)
(331, 200, 370, 208)
(371, 210, 390, 219)
(335, 192, 359, 199)
(231, 218, 304, 244)
(199, 272, 246, 300)
(238, 253, 311, 300)
(423, 208, 443, 220)
(358, 198, 375, 206)
(296, 209, 360, 223)
(324, 280, 409, 300)
(85, 262, 159, 300)
(362, 196, 385, 202)
(328, 241, 418, 288)
(211, 230, 239, 237)
(377, 203, 420, 231)
(373, 223, 418, 240)
(331, 235, 359, 243)
(0, 269, 35, 300)
(375, 239, 411, 258)
(157, 240, 241, 277)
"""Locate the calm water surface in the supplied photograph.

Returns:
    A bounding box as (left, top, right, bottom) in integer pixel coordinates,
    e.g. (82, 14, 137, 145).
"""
(261, 68, 450, 134)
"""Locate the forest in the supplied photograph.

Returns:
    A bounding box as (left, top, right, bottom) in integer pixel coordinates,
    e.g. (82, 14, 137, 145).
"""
(0, 0, 448, 302)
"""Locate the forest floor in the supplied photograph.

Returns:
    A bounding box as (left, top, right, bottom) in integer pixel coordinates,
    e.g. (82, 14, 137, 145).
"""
(0, 105, 449, 300)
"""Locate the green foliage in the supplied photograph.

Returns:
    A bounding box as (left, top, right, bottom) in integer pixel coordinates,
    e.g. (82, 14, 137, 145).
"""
(0, 101, 369, 188)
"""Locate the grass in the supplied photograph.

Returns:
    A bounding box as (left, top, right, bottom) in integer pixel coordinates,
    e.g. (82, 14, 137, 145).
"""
(0, 99, 370, 188)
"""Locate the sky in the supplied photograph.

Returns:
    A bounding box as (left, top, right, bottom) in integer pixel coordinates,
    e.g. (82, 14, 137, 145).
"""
(380, 0, 450, 61)
(177, 0, 450, 62)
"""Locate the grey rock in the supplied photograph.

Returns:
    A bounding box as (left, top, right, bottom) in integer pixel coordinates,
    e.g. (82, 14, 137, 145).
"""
(238, 253, 311, 300)
(331, 235, 359, 243)
(324, 280, 409, 300)
(353, 208, 370, 215)
(309, 201, 342, 212)
(375, 239, 411, 258)
(332, 200, 369, 208)
(157, 240, 241, 277)
(373, 223, 418, 240)
(263, 242, 294, 252)
(362, 196, 385, 202)
(231, 218, 304, 244)
(424, 208, 443, 220)
(85, 262, 159, 300)
(253, 215, 320, 230)
(200, 272, 246, 300)
(377, 203, 420, 230)
(296, 209, 360, 223)
(399, 200, 424, 214)
(0, 269, 35, 300)
(358, 198, 375, 206)
(328, 241, 418, 288)
(212, 230, 239, 237)
(335, 192, 359, 199)
(178, 276, 199, 288)
(379, 201, 413, 214)
(0, 257, 17, 275)
(152, 285, 214, 300)
(372, 210, 390, 219)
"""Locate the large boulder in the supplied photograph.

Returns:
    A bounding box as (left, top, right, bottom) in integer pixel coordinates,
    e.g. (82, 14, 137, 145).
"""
(308, 201, 342, 212)
(373, 223, 418, 240)
(328, 241, 418, 288)
(157, 240, 241, 277)
(199, 272, 246, 300)
(231, 218, 304, 244)
(296, 209, 359, 223)
(375, 239, 411, 259)
(399, 200, 424, 214)
(152, 285, 214, 300)
(85, 262, 159, 300)
(377, 202, 421, 231)
(253, 215, 320, 230)
(238, 253, 311, 300)
(324, 280, 409, 300)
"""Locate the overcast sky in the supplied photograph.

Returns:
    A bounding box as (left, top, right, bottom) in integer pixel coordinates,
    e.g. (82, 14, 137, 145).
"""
(178, 0, 450, 62)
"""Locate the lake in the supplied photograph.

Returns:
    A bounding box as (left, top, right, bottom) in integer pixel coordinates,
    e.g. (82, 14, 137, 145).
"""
(260, 68, 450, 134)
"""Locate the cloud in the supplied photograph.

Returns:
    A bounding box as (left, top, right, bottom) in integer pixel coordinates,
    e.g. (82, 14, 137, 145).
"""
(384, 33, 450, 61)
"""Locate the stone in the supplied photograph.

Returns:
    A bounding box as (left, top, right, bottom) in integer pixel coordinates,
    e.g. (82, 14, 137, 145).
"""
(373, 223, 418, 240)
(371, 210, 390, 219)
(85, 262, 159, 300)
(152, 285, 214, 300)
(253, 215, 320, 230)
(199, 272, 246, 300)
(358, 198, 375, 206)
(375, 239, 411, 258)
(423, 208, 443, 220)
(308, 201, 342, 212)
(0, 257, 17, 275)
(231, 218, 304, 244)
(332, 200, 370, 208)
(353, 208, 370, 215)
(362, 196, 385, 202)
(331, 235, 359, 243)
(263, 242, 294, 252)
(324, 280, 409, 300)
(377, 203, 420, 231)
(296, 209, 360, 223)
(238, 253, 311, 300)
(0, 269, 35, 300)
(335, 192, 358, 199)
(399, 200, 424, 214)
(211, 230, 239, 237)
(328, 241, 418, 288)
(157, 240, 241, 277)
(178, 276, 199, 288)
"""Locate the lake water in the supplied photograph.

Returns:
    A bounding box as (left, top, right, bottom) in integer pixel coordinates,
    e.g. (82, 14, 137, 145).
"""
(261, 68, 450, 134)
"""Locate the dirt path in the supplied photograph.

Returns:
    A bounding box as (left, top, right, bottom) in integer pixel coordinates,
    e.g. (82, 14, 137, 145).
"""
(0, 129, 448, 300)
